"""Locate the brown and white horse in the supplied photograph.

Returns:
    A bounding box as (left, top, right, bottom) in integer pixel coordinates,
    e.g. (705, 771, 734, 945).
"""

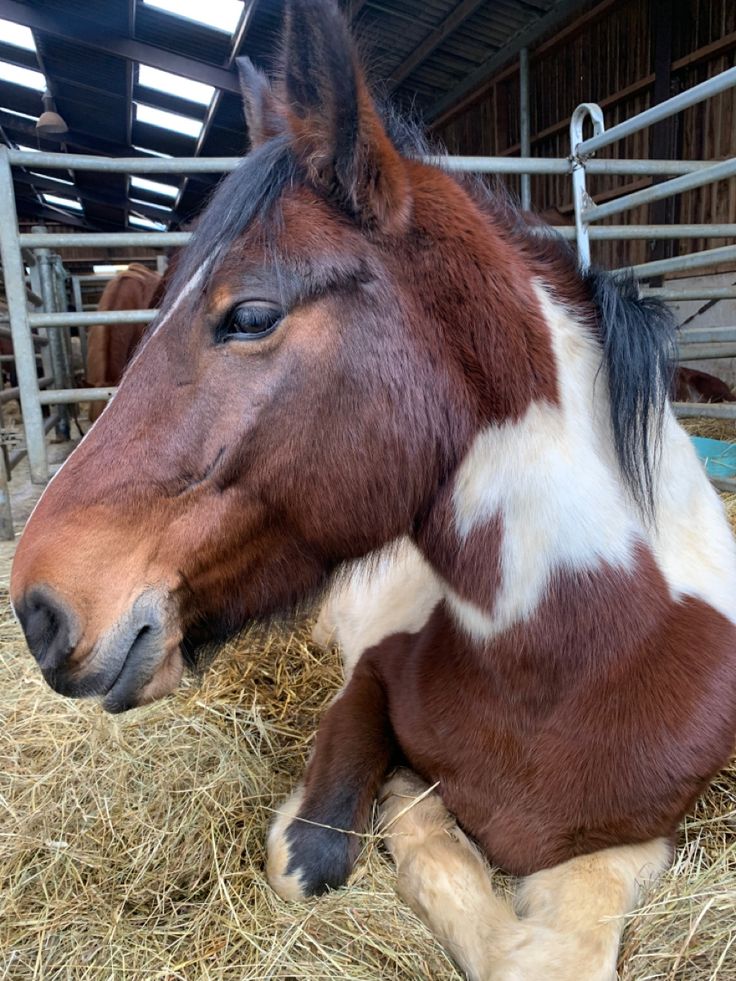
(10, 2, 736, 977)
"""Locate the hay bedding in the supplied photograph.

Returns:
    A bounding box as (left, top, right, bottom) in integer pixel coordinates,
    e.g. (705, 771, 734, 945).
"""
(1, 447, 734, 978)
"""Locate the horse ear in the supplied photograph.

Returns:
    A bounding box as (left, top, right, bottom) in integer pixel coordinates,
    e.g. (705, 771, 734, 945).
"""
(237, 57, 285, 148)
(281, 0, 412, 232)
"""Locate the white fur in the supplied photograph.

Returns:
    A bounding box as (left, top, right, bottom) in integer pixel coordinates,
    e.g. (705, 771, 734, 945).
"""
(447, 282, 736, 638)
(380, 771, 670, 981)
(650, 408, 736, 623)
(448, 284, 642, 640)
(312, 538, 441, 682)
(266, 783, 309, 901)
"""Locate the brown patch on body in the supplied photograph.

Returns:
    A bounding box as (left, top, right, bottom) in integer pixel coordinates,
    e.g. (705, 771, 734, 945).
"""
(418, 484, 503, 613)
(351, 543, 736, 876)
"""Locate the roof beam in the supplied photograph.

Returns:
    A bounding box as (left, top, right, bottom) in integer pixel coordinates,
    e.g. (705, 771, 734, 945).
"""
(14, 196, 101, 230)
(426, 0, 588, 124)
(0, 0, 240, 94)
(180, 0, 256, 214)
(0, 111, 149, 158)
(0, 112, 220, 196)
(13, 170, 176, 224)
(125, 0, 136, 147)
(124, 0, 136, 229)
(389, 0, 488, 92)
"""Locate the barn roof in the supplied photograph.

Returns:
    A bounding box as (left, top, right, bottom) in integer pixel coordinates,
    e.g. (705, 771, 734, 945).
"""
(0, 0, 587, 232)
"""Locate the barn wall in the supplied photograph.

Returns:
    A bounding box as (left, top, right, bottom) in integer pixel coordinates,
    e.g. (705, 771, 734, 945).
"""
(433, 0, 736, 272)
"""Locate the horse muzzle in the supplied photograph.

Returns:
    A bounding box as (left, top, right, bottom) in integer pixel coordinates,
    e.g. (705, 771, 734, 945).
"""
(14, 584, 184, 713)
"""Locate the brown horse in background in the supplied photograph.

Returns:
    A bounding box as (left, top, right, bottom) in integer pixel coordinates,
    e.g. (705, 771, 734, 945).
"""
(11, 2, 736, 978)
(675, 365, 736, 403)
(85, 264, 161, 421)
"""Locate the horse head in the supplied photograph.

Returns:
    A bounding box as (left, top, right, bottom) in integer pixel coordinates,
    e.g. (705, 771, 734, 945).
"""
(14, 0, 537, 711)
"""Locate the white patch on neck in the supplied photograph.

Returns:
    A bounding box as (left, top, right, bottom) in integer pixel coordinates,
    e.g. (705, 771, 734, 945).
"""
(649, 408, 736, 624)
(446, 282, 642, 641)
(315, 538, 442, 684)
(446, 281, 736, 639)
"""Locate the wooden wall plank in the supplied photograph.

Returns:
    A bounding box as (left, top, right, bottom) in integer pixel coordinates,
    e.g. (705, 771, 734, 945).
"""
(432, 0, 736, 270)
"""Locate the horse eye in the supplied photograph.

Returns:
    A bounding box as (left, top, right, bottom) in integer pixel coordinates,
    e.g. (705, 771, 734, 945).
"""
(218, 302, 283, 343)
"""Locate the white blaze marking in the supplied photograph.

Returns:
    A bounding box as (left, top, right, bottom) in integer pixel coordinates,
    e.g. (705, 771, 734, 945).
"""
(126, 260, 211, 374)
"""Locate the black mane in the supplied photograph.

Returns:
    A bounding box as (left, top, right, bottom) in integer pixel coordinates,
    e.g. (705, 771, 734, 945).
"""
(586, 269, 676, 516)
(165, 134, 298, 302)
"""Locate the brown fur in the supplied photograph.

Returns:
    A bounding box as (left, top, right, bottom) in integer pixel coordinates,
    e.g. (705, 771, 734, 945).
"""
(11, 0, 736, 924)
(675, 365, 736, 403)
(353, 551, 735, 875)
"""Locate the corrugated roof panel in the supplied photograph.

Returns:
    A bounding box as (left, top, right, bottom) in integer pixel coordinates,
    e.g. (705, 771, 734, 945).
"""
(135, 6, 233, 64)
(27, 0, 131, 33)
(0, 80, 44, 118)
(59, 101, 129, 147)
(38, 38, 127, 94)
(397, 0, 565, 108)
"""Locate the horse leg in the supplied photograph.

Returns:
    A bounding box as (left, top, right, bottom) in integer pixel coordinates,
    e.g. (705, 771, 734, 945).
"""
(267, 660, 394, 901)
(509, 837, 671, 980)
(379, 768, 518, 980)
(379, 769, 671, 981)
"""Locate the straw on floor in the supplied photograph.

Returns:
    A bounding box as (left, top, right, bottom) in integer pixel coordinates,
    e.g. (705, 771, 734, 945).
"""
(1, 436, 734, 979)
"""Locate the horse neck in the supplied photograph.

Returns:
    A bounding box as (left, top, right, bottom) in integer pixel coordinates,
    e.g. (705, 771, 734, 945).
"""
(414, 278, 645, 650)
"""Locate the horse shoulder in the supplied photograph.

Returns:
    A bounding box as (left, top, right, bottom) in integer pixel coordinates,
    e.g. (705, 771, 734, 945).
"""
(313, 537, 441, 682)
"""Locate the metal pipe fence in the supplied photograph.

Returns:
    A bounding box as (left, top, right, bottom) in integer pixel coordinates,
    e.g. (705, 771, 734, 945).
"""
(0, 63, 733, 518)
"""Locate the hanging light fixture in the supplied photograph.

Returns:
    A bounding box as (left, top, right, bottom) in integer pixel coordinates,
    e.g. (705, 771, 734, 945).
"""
(36, 90, 68, 135)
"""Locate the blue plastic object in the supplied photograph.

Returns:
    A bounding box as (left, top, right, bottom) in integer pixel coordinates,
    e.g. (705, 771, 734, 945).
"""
(690, 436, 736, 479)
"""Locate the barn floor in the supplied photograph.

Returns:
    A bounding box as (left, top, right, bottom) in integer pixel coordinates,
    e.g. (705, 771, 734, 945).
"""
(0, 419, 735, 980)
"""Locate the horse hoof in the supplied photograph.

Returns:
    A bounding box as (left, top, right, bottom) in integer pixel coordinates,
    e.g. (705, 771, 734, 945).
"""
(266, 783, 356, 901)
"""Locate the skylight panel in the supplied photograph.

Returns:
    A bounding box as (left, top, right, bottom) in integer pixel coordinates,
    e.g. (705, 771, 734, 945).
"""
(0, 62, 45, 90)
(42, 193, 83, 212)
(135, 102, 202, 139)
(130, 197, 170, 213)
(132, 144, 172, 159)
(130, 176, 178, 199)
(138, 65, 214, 106)
(142, 0, 243, 34)
(93, 264, 130, 275)
(30, 171, 74, 186)
(0, 18, 36, 52)
(130, 213, 167, 231)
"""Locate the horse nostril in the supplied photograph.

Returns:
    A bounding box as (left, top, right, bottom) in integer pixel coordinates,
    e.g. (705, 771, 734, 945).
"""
(15, 586, 78, 672)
